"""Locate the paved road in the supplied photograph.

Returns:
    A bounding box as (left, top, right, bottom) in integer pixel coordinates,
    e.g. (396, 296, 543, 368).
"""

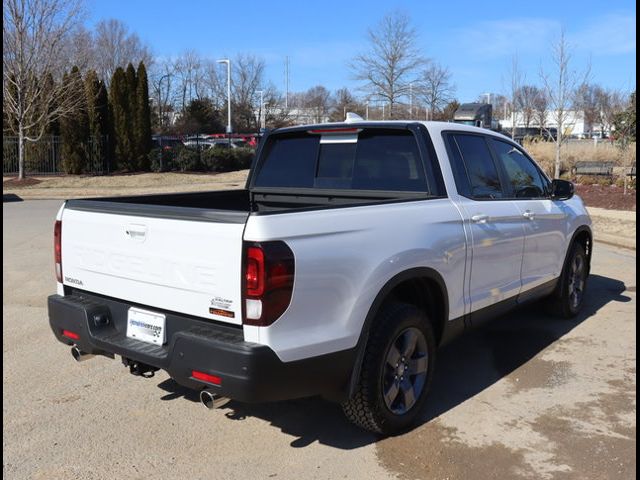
(3, 200, 636, 480)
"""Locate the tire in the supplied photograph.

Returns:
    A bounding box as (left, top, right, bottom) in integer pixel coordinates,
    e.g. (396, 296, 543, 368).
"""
(549, 243, 589, 318)
(342, 302, 436, 435)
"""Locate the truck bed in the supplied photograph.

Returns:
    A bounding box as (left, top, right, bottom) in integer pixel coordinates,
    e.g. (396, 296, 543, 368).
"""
(65, 188, 428, 219)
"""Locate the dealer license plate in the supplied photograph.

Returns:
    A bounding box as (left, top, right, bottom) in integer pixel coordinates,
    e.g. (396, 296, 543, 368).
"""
(126, 307, 166, 346)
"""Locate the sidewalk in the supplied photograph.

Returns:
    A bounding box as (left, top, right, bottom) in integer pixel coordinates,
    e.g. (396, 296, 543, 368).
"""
(587, 206, 636, 250)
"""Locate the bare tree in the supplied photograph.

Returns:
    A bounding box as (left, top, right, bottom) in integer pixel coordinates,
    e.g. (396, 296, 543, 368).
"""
(3, 0, 86, 179)
(302, 85, 333, 123)
(532, 89, 549, 136)
(93, 19, 152, 85)
(231, 53, 265, 131)
(173, 50, 202, 112)
(330, 87, 360, 121)
(514, 85, 544, 129)
(540, 30, 589, 177)
(351, 11, 426, 118)
(263, 83, 292, 128)
(59, 25, 93, 72)
(596, 88, 625, 136)
(419, 62, 455, 120)
(202, 59, 226, 109)
(573, 83, 602, 135)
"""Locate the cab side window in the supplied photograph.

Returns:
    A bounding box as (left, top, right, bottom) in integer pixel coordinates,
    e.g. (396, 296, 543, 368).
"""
(448, 134, 505, 199)
(491, 139, 548, 199)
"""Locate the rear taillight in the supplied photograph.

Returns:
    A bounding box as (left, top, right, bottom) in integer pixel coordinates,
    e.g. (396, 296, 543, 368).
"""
(246, 247, 265, 296)
(243, 242, 295, 327)
(54, 220, 62, 282)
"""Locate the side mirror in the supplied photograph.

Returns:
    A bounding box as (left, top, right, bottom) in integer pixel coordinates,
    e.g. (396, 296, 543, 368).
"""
(551, 179, 574, 200)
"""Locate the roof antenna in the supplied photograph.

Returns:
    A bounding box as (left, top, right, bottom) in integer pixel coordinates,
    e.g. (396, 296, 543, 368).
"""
(345, 112, 364, 123)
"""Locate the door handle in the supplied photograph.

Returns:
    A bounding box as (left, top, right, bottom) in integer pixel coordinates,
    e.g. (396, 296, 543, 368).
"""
(471, 214, 489, 224)
(522, 211, 536, 221)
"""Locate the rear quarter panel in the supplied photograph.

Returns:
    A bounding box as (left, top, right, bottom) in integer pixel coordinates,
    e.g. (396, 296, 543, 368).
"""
(243, 199, 466, 362)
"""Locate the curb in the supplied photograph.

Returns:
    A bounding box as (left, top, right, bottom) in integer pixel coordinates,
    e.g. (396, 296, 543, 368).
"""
(594, 233, 636, 251)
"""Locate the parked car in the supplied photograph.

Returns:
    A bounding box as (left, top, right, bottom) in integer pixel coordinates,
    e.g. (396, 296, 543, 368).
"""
(48, 118, 592, 434)
(182, 138, 216, 151)
(151, 136, 182, 150)
(211, 139, 240, 149)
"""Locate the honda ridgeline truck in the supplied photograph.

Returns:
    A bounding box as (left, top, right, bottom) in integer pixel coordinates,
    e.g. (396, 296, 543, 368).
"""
(48, 118, 592, 434)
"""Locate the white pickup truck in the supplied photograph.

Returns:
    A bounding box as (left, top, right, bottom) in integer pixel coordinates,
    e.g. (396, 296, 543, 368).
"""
(48, 119, 592, 434)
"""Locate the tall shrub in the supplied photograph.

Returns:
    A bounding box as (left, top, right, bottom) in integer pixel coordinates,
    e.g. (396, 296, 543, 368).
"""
(135, 62, 152, 170)
(85, 70, 110, 171)
(60, 67, 89, 174)
(125, 63, 139, 168)
(109, 67, 134, 170)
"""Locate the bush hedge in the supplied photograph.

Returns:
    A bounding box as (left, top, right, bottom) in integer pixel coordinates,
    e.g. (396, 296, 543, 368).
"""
(147, 146, 254, 173)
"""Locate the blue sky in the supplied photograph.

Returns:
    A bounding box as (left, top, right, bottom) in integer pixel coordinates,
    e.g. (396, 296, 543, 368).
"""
(86, 0, 636, 102)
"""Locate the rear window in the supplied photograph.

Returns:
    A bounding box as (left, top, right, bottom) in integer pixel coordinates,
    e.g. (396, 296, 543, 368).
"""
(253, 129, 428, 192)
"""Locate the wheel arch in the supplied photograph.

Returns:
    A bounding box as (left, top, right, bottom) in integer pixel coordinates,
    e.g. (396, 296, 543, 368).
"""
(345, 267, 449, 399)
(568, 225, 593, 273)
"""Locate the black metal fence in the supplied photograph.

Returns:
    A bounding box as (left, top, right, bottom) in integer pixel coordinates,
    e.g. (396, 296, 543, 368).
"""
(3, 136, 110, 176)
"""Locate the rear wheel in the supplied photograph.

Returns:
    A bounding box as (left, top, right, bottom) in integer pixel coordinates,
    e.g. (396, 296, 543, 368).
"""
(342, 302, 436, 435)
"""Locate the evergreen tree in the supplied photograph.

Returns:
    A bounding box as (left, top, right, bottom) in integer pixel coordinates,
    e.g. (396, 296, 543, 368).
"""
(110, 67, 134, 170)
(42, 73, 60, 136)
(60, 67, 89, 174)
(85, 70, 110, 171)
(135, 62, 152, 170)
(125, 63, 139, 168)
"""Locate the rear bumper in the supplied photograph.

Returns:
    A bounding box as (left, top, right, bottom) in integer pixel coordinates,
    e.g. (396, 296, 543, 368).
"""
(48, 292, 355, 403)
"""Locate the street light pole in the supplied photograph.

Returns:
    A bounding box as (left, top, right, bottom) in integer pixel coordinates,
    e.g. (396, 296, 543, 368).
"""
(157, 73, 172, 130)
(217, 59, 232, 136)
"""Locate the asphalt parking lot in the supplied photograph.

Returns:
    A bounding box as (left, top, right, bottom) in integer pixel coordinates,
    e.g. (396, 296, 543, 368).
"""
(3, 199, 636, 480)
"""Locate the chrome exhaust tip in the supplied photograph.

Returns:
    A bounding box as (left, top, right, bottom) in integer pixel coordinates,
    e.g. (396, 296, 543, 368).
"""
(71, 346, 94, 362)
(200, 389, 230, 410)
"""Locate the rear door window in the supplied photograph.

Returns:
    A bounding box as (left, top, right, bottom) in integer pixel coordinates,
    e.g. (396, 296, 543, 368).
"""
(253, 129, 429, 192)
(447, 134, 505, 199)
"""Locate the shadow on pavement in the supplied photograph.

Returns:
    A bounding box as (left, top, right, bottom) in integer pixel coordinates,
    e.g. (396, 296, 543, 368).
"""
(157, 274, 630, 449)
(3, 193, 23, 202)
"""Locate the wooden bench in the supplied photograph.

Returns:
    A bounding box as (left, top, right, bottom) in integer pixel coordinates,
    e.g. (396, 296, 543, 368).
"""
(627, 164, 636, 178)
(573, 161, 615, 176)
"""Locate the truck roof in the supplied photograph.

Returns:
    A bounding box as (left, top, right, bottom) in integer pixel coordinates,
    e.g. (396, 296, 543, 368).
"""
(272, 120, 513, 141)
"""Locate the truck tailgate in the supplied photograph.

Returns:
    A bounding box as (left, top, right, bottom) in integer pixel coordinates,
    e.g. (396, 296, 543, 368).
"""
(60, 203, 247, 325)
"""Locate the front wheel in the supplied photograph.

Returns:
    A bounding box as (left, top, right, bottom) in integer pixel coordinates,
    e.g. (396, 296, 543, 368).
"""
(551, 243, 589, 318)
(342, 302, 436, 435)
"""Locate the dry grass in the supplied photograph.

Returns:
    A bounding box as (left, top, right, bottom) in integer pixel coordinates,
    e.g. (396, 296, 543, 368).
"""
(524, 140, 636, 177)
(2, 170, 250, 199)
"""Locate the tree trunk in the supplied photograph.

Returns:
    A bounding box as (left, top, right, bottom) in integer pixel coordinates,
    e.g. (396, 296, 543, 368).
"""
(555, 124, 562, 179)
(18, 126, 26, 180)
